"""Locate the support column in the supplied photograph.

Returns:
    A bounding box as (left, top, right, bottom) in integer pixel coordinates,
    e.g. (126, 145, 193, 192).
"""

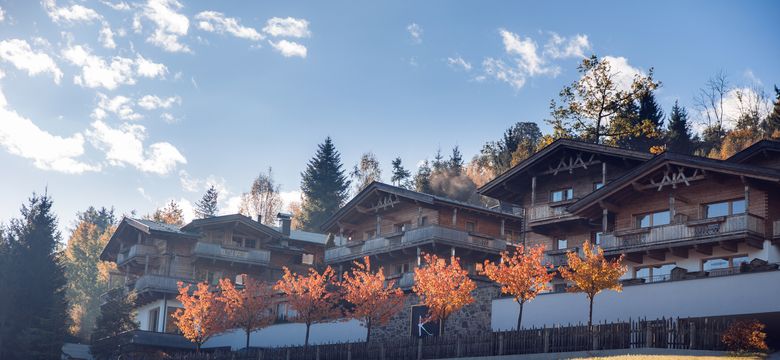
(602, 208, 608, 233)
(452, 208, 458, 226)
(417, 207, 423, 227)
(602, 162, 607, 185)
(416, 247, 421, 267)
(376, 215, 382, 236)
(531, 176, 537, 206)
(500, 219, 506, 237)
(669, 192, 676, 221)
(744, 184, 750, 211)
(451, 247, 455, 258)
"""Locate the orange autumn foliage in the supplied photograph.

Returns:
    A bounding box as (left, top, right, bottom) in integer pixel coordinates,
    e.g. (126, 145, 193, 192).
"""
(558, 241, 626, 328)
(481, 245, 553, 330)
(341, 257, 405, 343)
(274, 266, 341, 346)
(721, 319, 769, 353)
(173, 282, 227, 351)
(413, 253, 476, 335)
(219, 276, 275, 350)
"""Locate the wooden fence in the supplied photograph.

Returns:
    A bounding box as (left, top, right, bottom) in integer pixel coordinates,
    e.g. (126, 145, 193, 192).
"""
(120, 317, 731, 360)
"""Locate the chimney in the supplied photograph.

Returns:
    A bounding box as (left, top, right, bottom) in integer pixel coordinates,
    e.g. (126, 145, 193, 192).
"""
(256, 214, 262, 223)
(277, 212, 292, 236)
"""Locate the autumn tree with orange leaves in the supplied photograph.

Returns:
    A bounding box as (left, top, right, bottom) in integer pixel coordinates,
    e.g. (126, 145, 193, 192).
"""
(341, 257, 405, 343)
(558, 241, 626, 330)
(173, 282, 226, 352)
(413, 253, 476, 336)
(274, 266, 341, 347)
(481, 245, 553, 331)
(219, 276, 275, 351)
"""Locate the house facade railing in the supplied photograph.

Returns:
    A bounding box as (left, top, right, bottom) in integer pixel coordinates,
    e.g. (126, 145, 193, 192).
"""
(526, 202, 577, 223)
(600, 213, 765, 250)
(324, 225, 507, 263)
(132, 274, 192, 294)
(192, 242, 271, 266)
(117, 243, 157, 265)
(543, 247, 582, 268)
(773, 220, 780, 239)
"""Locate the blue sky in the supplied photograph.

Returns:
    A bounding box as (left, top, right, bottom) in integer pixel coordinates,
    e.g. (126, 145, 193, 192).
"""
(0, 0, 778, 234)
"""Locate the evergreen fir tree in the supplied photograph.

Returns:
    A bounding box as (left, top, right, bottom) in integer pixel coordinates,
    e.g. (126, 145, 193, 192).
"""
(431, 148, 446, 174)
(2, 193, 69, 359)
(666, 101, 695, 154)
(449, 146, 464, 175)
(762, 85, 780, 138)
(195, 185, 219, 219)
(91, 290, 138, 360)
(390, 157, 411, 188)
(612, 99, 641, 149)
(78, 206, 116, 233)
(635, 90, 665, 151)
(414, 160, 433, 194)
(299, 137, 351, 231)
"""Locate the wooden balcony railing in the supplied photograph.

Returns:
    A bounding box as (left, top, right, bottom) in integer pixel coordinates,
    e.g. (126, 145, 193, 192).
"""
(526, 202, 577, 223)
(600, 214, 765, 250)
(773, 220, 780, 239)
(324, 225, 507, 263)
(192, 242, 271, 266)
(117, 244, 157, 265)
(132, 274, 193, 294)
(543, 247, 582, 267)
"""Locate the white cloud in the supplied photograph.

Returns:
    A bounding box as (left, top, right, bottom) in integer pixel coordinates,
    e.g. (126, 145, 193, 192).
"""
(499, 29, 555, 77)
(0, 85, 99, 173)
(92, 93, 141, 121)
(101, 1, 131, 11)
(407, 23, 423, 44)
(600, 55, 643, 92)
(263, 17, 311, 38)
(87, 120, 186, 174)
(138, 95, 181, 110)
(179, 170, 229, 195)
(43, 0, 102, 24)
(482, 57, 526, 89)
(99, 24, 117, 48)
(139, 0, 190, 53)
(61, 45, 167, 90)
(195, 11, 264, 41)
(0, 39, 63, 84)
(137, 187, 153, 202)
(222, 195, 243, 215)
(0, 6, 6, 22)
(179, 169, 200, 192)
(269, 40, 307, 58)
(544, 32, 590, 59)
(160, 112, 177, 123)
(280, 190, 302, 212)
(447, 56, 472, 71)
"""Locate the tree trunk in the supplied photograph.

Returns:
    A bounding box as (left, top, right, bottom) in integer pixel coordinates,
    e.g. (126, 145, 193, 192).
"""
(516, 300, 524, 332)
(588, 296, 594, 330)
(365, 318, 372, 343)
(439, 317, 446, 337)
(305, 322, 311, 348)
(246, 328, 251, 352)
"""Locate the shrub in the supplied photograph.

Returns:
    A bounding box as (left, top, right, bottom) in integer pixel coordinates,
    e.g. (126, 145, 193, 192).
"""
(721, 319, 768, 353)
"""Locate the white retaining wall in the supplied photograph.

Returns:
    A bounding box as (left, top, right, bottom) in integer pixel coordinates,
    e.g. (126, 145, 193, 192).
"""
(492, 269, 780, 331)
(203, 319, 367, 350)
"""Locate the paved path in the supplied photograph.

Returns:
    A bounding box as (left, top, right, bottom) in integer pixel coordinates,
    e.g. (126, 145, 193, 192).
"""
(437, 348, 740, 360)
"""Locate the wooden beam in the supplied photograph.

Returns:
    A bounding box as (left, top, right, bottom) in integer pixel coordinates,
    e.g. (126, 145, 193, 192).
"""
(670, 246, 689, 259)
(674, 194, 693, 204)
(625, 252, 643, 263)
(598, 200, 620, 213)
(746, 239, 764, 249)
(694, 244, 713, 255)
(720, 240, 739, 253)
(647, 249, 666, 261)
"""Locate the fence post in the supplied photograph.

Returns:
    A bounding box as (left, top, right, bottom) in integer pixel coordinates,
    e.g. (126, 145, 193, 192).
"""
(285, 348, 290, 360)
(257, 348, 262, 360)
(543, 328, 550, 353)
(645, 321, 652, 348)
(592, 326, 599, 351)
(380, 342, 385, 360)
(455, 339, 461, 357)
(417, 338, 422, 360)
(347, 343, 352, 360)
(689, 321, 696, 349)
(315, 346, 320, 360)
(498, 333, 504, 355)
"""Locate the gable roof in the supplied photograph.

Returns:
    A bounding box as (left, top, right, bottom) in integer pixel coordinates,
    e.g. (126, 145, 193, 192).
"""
(182, 214, 282, 238)
(320, 181, 521, 232)
(567, 151, 780, 215)
(100, 217, 199, 260)
(727, 139, 780, 163)
(478, 138, 653, 198)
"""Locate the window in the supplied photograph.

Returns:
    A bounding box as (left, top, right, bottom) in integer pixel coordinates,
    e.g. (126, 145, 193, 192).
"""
(703, 255, 750, 271)
(276, 302, 291, 322)
(552, 283, 567, 293)
(148, 307, 160, 332)
(394, 222, 410, 232)
(301, 253, 314, 265)
(636, 210, 671, 228)
(244, 238, 257, 249)
(165, 307, 180, 333)
(465, 221, 476, 232)
(364, 230, 376, 240)
(592, 232, 603, 246)
(635, 263, 676, 282)
(550, 188, 574, 202)
(557, 239, 568, 250)
(420, 216, 428, 226)
(704, 199, 746, 218)
(231, 236, 243, 248)
(396, 263, 410, 274)
(594, 182, 604, 190)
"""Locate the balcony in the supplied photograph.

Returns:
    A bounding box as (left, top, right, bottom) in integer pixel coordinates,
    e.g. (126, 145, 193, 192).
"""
(386, 272, 416, 290)
(526, 201, 580, 226)
(132, 274, 189, 294)
(324, 225, 507, 263)
(192, 242, 271, 266)
(117, 244, 157, 266)
(773, 220, 780, 239)
(600, 214, 765, 252)
(543, 247, 582, 268)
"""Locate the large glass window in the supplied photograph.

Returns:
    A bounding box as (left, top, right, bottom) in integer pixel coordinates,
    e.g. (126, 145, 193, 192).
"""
(704, 199, 745, 218)
(702, 257, 730, 271)
(557, 239, 568, 250)
(550, 188, 574, 202)
(636, 210, 671, 228)
(149, 307, 160, 332)
(165, 307, 180, 334)
(465, 221, 476, 232)
(592, 232, 603, 246)
(635, 263, 676, 282)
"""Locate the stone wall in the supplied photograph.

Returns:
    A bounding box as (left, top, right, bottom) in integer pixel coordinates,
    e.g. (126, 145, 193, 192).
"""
(372, 281, 498, 342)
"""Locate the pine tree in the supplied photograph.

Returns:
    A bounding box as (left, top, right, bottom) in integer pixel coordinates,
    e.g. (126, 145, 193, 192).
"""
(195, 185, 219, 219)
(431, 148, 446, 174)
(449, 146, 464, 175)
(299, 137, 351, 231)
(635, 90, 665, 151)
(666, 101, 695, 154)
(78, 206, 116, 233)
(763, 85, 780, 138)
(414, 160, 433, 194)
(91, 290, 138, 360)
(390, 157, 411, 188)
(1, 193, 69, 359)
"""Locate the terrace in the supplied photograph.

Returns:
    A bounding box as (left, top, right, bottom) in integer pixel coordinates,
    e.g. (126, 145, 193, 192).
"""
(192, 242, 271, 266)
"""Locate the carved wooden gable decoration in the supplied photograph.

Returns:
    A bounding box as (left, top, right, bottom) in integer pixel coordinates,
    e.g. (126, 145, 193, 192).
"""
(545, 151, 599, 176)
